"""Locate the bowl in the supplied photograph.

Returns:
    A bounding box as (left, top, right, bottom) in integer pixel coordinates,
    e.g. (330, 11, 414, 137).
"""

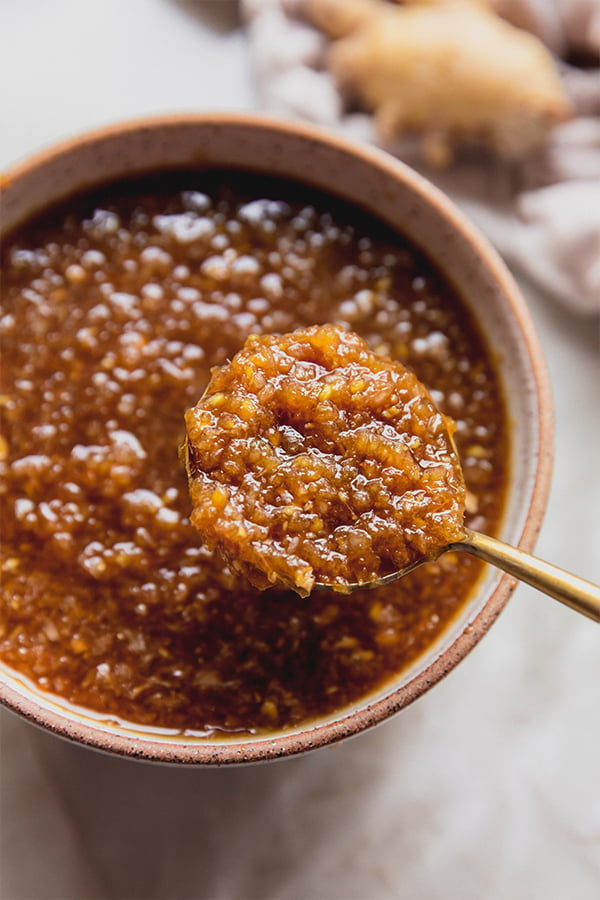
(0, 113, 553, 764)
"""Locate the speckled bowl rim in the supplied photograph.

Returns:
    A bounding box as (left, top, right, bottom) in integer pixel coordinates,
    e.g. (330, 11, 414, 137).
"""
(0, 113, 554, 765)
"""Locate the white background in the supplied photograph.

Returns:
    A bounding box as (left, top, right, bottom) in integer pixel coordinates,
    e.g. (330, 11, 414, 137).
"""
(1, 2, 599, 898)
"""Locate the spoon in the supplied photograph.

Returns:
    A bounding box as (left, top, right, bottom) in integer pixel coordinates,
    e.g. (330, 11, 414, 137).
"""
(184, 325, 599, 619)
(315, 526, 600, 623)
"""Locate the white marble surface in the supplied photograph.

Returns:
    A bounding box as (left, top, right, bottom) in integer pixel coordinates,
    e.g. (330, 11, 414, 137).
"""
(0, 2, 598, 898)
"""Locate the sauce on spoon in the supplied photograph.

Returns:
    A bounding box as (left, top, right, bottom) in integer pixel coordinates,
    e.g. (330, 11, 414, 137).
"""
(184, 323, 466, 596)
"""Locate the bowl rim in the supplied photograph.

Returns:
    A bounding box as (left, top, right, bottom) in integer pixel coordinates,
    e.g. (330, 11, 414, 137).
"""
(0, 111, 554, 765)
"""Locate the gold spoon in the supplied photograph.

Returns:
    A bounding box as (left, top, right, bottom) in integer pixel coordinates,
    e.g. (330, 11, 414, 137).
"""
(184, 419, 600, 622)
(315, 526, 600, 623)
(184, 329, 599, 622)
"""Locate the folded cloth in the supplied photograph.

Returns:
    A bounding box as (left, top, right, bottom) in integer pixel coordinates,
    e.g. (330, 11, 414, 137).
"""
(242, 0, 600, 315)
(494, 0, 600, 57)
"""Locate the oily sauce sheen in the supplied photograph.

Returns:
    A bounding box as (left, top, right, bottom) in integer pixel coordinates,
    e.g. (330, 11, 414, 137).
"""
(0, 172, 507, 735)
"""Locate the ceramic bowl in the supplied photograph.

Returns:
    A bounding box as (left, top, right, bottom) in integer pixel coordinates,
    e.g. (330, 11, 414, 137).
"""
(0, 114, 553, 764)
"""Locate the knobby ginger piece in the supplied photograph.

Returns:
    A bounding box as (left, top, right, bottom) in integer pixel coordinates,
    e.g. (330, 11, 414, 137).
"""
(305, 0, 571, 165)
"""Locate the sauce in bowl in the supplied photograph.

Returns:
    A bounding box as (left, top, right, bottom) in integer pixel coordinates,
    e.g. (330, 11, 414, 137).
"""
(0, 171, 508, 735)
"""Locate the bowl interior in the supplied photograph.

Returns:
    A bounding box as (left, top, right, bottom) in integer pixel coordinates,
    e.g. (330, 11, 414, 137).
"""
(0, 115, 552, 763)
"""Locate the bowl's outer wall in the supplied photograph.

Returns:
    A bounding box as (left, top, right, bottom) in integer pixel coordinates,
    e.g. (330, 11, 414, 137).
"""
(0, 114, 554, 764)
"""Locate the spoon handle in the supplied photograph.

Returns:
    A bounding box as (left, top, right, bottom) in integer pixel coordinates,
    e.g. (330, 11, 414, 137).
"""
(456, 529, 600, 623)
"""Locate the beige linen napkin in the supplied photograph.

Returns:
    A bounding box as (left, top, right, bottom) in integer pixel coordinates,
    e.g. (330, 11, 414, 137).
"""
(242, 0, 600, 314)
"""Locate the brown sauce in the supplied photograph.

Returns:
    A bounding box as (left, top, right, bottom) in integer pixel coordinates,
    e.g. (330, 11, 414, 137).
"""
(0, 172, 507, 735)
(185, 324, 466, 596)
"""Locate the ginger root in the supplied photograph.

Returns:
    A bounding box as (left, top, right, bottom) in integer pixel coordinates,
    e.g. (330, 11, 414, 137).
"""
(305, 0, 571, 166)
